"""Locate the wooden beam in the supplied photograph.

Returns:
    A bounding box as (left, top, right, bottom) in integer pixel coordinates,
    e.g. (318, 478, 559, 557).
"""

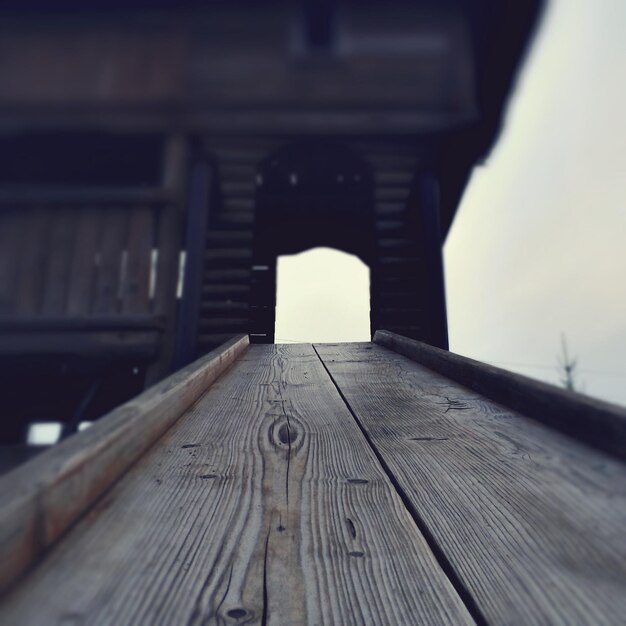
(0, 334, 249, 595)
(172, 160, 213, 368)
(0, 315, 165, 332)
(147, 133, 189, 383)
(414, 173, 448, 349)
(0, 187, 173, 206)
(374, 330, 626, 461)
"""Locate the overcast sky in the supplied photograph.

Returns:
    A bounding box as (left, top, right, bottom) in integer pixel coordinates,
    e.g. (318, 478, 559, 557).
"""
(277, 0, 626, 406)
(445, 0, 626, 405)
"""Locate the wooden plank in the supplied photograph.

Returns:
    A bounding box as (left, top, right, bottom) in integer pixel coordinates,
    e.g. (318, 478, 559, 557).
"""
(121, 206, 154, 314)
(0, 343, 472, 624)
(315, 342, 626, 625)
(375, 330, 626, 461)
(0, 209, 22, 314)
(0, 334, 249, 594)
(0, 187, 173, 206)
(93, 207, 128, 315)
(146, 134, 187, 382)
(0, 330, 160, 360)
(40, 208, 76, 314)
(173, 161, 213, 369)
(0, 315, 163, 332)
(13, 207, 49, 315)
(66, 206, 101, 315)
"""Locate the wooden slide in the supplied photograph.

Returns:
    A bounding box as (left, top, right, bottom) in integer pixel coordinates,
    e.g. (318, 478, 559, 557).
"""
(1, 332, 625, 624)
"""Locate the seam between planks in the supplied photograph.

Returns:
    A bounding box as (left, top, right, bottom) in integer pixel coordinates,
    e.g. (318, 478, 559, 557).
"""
(312, 343, 488, 626)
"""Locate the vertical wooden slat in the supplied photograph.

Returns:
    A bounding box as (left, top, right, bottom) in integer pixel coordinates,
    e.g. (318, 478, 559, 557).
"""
(121, 206, 154, 314)
(93, 207, 128, 315)
(147, 134, 188, 382)
(0, 209, 22, 315)
(172, 161, 212, 368)
(40, 208, 76, 315)
(14, 207, 49, 315)
(66, 207, 101, 315)
(415, 172, 448, 349)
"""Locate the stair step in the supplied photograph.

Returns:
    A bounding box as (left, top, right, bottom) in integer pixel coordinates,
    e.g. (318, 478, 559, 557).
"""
(201, 301, 249, 313)
(205, 248, 252, 260)
(222, 198, 255, 212)
(375, 220, 405, 235)
(216, 212, 254, 227)
(377, 256, 421, 266)
(202, 284, 251, 298)
(377, 238, 415, 251)
(221, 180, 257, 196)
(207, 230, 254, 246)
(375, 202, 405, 217)
(376, 187, 410, 202)
(203, 268, 251, 284)
(218, 164, 257, 179)
(375, 171, 414, 186)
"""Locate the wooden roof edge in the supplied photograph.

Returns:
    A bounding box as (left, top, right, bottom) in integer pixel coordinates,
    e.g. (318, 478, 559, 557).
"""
(374, 330, 626, 463)
(0, 333, 249, 597)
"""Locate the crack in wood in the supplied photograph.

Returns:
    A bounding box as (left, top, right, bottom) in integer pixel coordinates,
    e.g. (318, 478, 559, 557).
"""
(409, 437, 449, 442)
(345, 517, 357, 539)
(261, 526, 271, 626)
(312, 344, 489, 626)
(435, 397, 471, 413)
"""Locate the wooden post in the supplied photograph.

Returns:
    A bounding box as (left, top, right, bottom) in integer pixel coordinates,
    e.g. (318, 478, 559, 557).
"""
(417, 172, 448, 350)
(147, 134, 188, 384)
(173, 160, 212, 369)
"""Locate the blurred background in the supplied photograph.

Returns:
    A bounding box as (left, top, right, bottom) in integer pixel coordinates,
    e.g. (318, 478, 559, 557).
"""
(3, 0, 624, 461)
(277, 0, 626, 406)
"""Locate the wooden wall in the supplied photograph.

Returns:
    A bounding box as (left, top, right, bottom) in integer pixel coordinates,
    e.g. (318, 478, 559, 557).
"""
(0, 4, 476, 135)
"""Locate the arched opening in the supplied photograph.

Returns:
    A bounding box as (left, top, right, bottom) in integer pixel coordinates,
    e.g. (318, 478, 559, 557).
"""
(275, 247, 370, 344)
(250, 140, 376, 343)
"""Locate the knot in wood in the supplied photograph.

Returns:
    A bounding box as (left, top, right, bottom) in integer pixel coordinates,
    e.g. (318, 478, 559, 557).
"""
(269, 416, 304, 454)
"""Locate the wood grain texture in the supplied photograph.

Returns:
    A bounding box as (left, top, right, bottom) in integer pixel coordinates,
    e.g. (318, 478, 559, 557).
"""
(0, 344, 473, 625)
(13, 207, 49, 314)
(0, 334, 249, 595)
(40, 208, 76, 314)
(0, 209, 22, 314)
(66, 206, 100, 315)
(93, 207, 128, 314)
(316, 342, 626, 625)
(121, 206, 154, 314)
(375, 330, 626, 461)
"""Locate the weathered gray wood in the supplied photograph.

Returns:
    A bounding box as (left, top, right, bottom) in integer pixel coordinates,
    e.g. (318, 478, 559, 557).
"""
(121, 206, 154, 314)
(40, 208, 76, 314)
(14, 207, 48, 314)
(147, 134, 187, 382)
(0, 344, 473, 625)
(66, 206, 101, 315)
(0, 315, 163, 332)
(0, 330, 160, 359)
(316, 342, 626, 625)
(0, 187, 173, 206)
(0, 209, 22, 314)
(93, 207, 128, 315)
(0, 334, 249, 595)
(375, 330, 626, 460)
